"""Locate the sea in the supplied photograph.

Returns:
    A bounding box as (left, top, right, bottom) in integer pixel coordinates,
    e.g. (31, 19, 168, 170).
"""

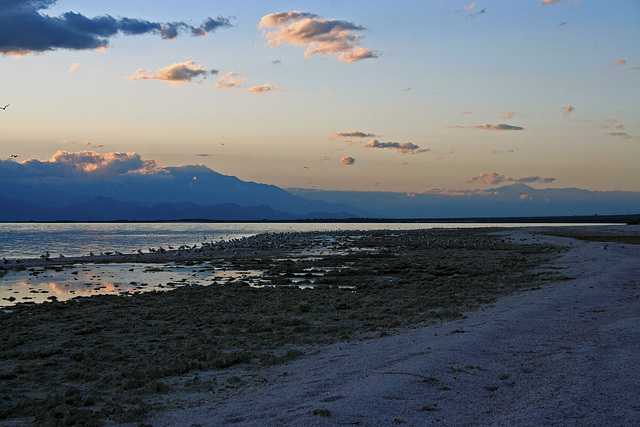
(0, 222, 609, 307)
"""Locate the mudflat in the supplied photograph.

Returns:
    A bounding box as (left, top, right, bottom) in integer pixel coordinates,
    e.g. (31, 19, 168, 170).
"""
(0, 226, 637, 425)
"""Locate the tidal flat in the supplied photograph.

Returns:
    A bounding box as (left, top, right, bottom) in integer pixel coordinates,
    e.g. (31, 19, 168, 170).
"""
(0, 228, 565, 425)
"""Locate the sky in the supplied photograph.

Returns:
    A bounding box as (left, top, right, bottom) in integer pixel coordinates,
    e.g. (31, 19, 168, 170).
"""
(1, 0, 639, 195)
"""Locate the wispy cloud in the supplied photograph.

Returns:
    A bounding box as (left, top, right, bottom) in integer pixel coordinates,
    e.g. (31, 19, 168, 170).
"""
(542, 0, 581, 5)
(516, 176, 556, 184)
(455, 3, 477, 13)
(615, 59, 627, 66)
(471, 124, 524, 131)
(604, 132, 637, 140)
(502, 112, 518, 119)
(258, 11, 378, 63)
(468, 171, 555, 185)
(68, 62, 80, 72)
(491, 147, 519, 154)
(246, 83, 282, 93)
(447, 123, 524, 131)
(329, 131, 379, 140)
(61, 140, 103, 148)
(362, 139, 429, 155)
(0, 0, 233, 55)
(340, 156, 355, 165)
(128, 61, 216, 86)
(562, 105, 575, 115)
(214, 71, 246, 89)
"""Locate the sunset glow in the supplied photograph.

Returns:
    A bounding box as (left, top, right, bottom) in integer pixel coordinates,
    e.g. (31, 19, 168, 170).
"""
(1, 0, 638, 207)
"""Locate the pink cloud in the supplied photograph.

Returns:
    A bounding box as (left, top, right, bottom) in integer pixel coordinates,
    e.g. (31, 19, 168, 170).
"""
(455, 3, 477, 13)
(604, 132, 636, 140)
(20, 151, 159, 177)
(362, 139, 429, 155)
(471, 123, 524, 131)
(258, 11, 378, 63)
(214, 71, 246, 89)
(340, 156, 355, 165)
(542, 0, 581, 5)
(330, 131, 379, 140)
(128, 61, 215, 86)
(246, 83, 281, 93)
(468, 172, 555, 185)
(562, 105, 575, 114)
(468, 171, 507, 185)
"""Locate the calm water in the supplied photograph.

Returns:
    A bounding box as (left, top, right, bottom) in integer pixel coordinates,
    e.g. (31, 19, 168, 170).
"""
(0, 222, 609, 307)
(0, 221, 579, 259)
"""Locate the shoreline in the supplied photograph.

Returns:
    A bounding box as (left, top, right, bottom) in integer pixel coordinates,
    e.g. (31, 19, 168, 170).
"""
(0, 226, 638, 425)
(155, 226, 639, 426)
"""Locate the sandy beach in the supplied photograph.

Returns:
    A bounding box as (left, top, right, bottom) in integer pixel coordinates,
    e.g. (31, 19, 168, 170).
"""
(0, 226, 638, 426)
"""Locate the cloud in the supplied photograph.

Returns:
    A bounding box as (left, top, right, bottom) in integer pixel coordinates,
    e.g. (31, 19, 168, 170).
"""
(468, 172, 555, 185)
(542, 0, 581, 5)
(615, 59, 627, 66)
(68, 62, 80, 72)
(83, 141, 103, 148)
(604, 132, 636, 140)
(362, 139, 429, 155)
(329, 131, 379, 140)
(60, 140, 103, 148)
(214, 71, 246, 89)
(516, 176, 556, 184)
(0, 0, 233, 55)
(320, 155, 330, 161)
(471, 123, 524, 131)
(14, 150, 158, 178)
(455, 3, 477, 13)
(562, 105, 575, 115)
(258, 10, 378, 63)
(491, 147, 520, 154)
(468, 171, 507, 185)
(128, 61, 215, 86)
(340, 156, 355, 165)
(502, 112, 517, 119)
(246, 83, 281, 93)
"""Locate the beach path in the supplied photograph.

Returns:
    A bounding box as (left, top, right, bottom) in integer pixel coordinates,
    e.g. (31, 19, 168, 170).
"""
(152, 228, 640, 426)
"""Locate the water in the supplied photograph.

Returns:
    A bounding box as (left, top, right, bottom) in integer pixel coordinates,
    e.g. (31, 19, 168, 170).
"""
(0, 222, 604, 260)
(0, 222, 611, 307)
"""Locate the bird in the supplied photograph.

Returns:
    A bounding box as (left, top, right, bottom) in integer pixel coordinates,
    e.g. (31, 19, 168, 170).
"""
(0, 104, 8, 110)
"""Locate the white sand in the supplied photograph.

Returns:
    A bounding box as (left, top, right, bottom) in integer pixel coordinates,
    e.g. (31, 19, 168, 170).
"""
(150, 227, 640, 426)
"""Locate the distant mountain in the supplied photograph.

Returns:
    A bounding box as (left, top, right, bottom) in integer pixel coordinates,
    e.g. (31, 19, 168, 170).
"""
(0, 197, 358, 222)
(289, 184, 640, 218)
(3, 154, 639, 220)
(0, 162, 366, 220)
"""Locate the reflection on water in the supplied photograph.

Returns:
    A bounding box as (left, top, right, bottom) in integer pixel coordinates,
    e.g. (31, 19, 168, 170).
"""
(0, 263, 264, 307)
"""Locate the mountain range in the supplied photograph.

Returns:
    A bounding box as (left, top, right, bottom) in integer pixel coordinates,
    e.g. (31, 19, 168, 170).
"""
(1, 160, 639, 221)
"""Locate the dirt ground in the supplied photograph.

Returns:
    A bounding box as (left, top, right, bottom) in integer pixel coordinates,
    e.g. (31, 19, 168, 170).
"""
(0, 227, 573, 425)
